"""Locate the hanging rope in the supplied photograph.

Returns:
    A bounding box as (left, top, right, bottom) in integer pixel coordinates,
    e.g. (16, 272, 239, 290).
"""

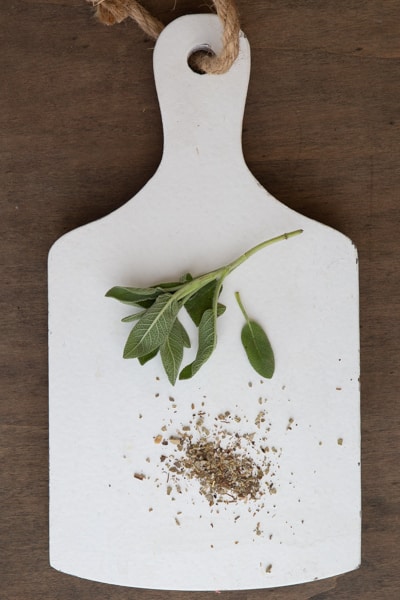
(89, 0, 241, 74)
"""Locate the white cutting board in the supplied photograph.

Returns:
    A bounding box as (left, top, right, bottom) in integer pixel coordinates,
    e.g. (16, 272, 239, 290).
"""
(49, 14, 360, 590)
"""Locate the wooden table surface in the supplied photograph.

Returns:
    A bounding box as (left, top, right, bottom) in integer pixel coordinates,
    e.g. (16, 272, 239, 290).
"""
(1, 1, 399, 598)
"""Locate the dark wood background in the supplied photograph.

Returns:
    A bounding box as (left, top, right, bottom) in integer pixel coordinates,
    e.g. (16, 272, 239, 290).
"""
(1, 1, 399, 598)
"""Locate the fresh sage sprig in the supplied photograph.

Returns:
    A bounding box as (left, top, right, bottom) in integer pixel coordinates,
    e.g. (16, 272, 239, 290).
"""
(106, 229, 302, 385)
(235, 291, 275, 379)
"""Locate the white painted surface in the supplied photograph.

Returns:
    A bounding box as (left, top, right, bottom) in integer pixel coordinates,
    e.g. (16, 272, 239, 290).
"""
(49, 14, 360, 590)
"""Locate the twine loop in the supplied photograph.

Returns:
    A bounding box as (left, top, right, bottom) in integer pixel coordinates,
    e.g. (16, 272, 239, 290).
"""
(88, 1, 240, 74)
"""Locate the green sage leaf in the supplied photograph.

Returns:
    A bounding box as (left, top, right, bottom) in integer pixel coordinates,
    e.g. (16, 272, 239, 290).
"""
(153, 280, 184, 291)
(241, 320, 275, 378)
(123, 294, 179, 359)
(175, 318, 191, 348)
(216, 303, 226, 317)
(185, 281, 223, 326)
(160, 320, 185, 385)
(138, 348, 159, 365)
(121, 311, 146, 323)
(235, 291, 275, 378)
(106, 286, 166, 308)
(179, 308, 216, 380)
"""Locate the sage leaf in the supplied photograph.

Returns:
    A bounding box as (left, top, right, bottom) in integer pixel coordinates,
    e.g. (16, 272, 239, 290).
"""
(123, 294, 179, 359)
(160, 320, 185, 385)
(138, 348, 159, 365)
(235, 291, 275, 378)
(185, 281, 223, 326)
(216, 303, 226, 317)
(179, 308, 216, 380)
(175, 318, 191, 348)
(153, 280, 184, 291)
(241, 320, 275, 378)
(121, 311, 145, 323)
(106, 286, 165, 308)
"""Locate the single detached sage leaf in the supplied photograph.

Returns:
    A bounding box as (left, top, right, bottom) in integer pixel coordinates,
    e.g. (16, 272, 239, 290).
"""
(241, 321, 275, 378)
(185, 280, 223, 326)
(123, 294, 179, 359)
(160, 320, 185, 385)
(235, 291, 275, 379)
(179, 308, 216, 380)
(138, 348, 159, 365)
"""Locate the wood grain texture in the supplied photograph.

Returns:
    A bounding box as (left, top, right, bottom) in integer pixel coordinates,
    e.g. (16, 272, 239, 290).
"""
(1, 1, 399, 598)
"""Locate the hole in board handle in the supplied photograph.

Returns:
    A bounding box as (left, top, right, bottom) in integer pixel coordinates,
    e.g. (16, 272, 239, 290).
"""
(187, 44, 216, 74)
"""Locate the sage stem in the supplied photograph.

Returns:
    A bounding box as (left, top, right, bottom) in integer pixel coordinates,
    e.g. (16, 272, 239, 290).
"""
(234, 291, 249, 324)
(226, 229, 303, 274)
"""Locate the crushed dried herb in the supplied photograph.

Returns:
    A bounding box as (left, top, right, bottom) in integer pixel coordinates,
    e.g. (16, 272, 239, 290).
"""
(160, 412, 276, 506)
(177, 437, 264, 504)
(153, 392, 282, 512)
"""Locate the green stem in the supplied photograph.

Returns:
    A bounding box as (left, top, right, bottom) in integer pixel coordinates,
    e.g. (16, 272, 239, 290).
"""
(226, 229, 303, 274)
(234, 291, 249, 324)
(170, 229, 303, 305)
(173, 269, 222, 303)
